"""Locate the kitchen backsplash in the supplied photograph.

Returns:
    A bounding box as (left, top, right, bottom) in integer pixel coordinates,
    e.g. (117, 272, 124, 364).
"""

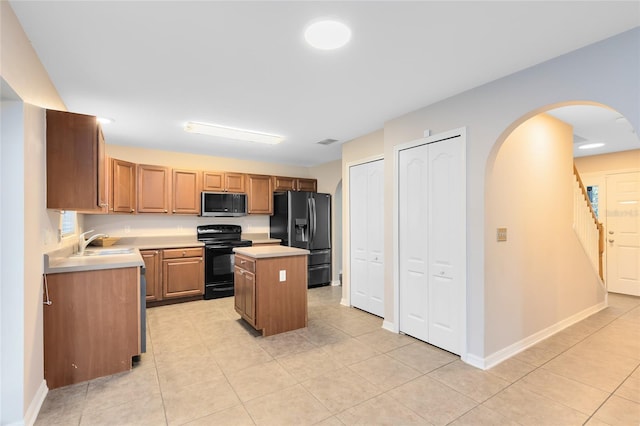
(83, 214, 270, 237)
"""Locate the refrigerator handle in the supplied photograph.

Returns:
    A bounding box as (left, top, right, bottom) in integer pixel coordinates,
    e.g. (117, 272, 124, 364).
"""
(307, 197, 314, 245)
(311, 197, 317, 243)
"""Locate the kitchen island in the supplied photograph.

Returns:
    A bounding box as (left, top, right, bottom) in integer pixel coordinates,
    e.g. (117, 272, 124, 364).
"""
(233, 245, 309, 336)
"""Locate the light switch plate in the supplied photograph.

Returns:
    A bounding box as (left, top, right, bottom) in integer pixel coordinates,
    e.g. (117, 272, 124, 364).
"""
(497, 227, 507, 242)
(279, 270, 286, 282)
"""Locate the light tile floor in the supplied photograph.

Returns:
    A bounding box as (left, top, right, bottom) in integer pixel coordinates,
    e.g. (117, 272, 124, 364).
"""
(36, 287, 640, 425)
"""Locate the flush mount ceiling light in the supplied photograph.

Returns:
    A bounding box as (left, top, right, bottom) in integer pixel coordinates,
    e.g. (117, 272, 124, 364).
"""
(578, 142, 605, 150)
(304, 19, 351, 50)
(184, 121, 283, 145)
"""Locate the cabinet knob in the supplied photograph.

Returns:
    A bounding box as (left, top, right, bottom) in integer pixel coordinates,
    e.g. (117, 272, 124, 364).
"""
(173, 210, 176, 213)
(130, 209, 134, 213)
(240, 260, 246, 264)
(182, 251, 186, 257)
(164, 209, 168, 213)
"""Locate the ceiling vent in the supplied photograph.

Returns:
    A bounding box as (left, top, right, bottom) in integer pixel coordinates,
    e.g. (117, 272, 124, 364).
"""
(316, 138, 339, 146)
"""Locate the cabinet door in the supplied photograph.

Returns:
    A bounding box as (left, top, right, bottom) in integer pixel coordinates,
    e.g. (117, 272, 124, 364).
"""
(111, 158, 136, 213)
(137, 164, 170, 213)
(234, 266, 245, 314)
(141, 250, 161, 302)
(43, 268, 139, 389)
(244, 270, 256, 325)
(172, 169, 201, 214)
(162, 256, 204, 298)
(272, 176, 296, 192)
(203, 171, 224, 191)
(46, 109, 107, 211)
(296, 178, 317, 192)
(246, 174, 273, 214)
(225, 172, 246, 193)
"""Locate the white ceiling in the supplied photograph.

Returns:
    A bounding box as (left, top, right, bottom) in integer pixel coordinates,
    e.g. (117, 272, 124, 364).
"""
(9, 1, 640, 167)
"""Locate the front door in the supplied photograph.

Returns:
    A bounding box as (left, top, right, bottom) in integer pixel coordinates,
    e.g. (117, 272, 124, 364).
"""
(606, 171, 640, 296)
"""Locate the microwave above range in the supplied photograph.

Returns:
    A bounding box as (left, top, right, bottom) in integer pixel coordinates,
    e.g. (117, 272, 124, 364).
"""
(201, 192, 247, 217)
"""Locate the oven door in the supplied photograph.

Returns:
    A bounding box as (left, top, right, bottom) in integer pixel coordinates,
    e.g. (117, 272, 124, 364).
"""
(204, 245, 236, 299)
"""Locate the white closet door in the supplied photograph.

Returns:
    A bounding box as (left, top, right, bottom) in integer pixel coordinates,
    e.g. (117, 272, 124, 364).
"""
(399, 134, 465, 355)
(350, 160, 384, 316)
(426, 138, 465, 353)
(399, 144, 430, 341)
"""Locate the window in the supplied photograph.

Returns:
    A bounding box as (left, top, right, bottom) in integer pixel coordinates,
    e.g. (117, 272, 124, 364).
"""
(60, 211, 77, 237)
(587, 185, 599, 218)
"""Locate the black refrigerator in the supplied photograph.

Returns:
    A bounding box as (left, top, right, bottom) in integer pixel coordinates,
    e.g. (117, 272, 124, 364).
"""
(270, 191, 332, 287)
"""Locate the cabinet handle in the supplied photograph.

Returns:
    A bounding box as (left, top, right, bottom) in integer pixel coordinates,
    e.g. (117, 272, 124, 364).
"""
(240, 260, 246, 264)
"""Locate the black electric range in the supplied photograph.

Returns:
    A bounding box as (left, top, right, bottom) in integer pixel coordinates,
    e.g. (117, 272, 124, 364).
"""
(197, 224, 252, 299)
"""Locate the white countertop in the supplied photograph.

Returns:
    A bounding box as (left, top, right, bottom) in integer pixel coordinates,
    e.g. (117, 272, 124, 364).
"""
(43, 235, 203, 274)
(44, 247, 144, 274)
(233, 246, 309, 259)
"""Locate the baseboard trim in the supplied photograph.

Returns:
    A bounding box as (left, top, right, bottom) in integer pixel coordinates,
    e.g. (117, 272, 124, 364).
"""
(330, 280, 341, 286)
(21, 379, 48, 426)
(382, 320, 395, 333)
(340, 297, 350, 307)
(478, 301, 608, 370)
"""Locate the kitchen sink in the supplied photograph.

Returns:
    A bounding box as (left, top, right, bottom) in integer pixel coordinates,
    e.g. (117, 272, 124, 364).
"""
(75, 248, 136, 256)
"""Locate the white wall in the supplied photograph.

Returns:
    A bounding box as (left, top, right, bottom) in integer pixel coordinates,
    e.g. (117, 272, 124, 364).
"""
(1, 99, 26, 425)
(0, 2, 66, 424)
(485, 113, 605, 359)
(380, 28, 639, 363)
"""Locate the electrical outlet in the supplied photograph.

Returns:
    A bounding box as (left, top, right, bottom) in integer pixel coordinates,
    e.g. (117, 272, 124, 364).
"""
(497, 227, 507, 242)
(124, 226, 131, 234)
(279, 270, 286, 282)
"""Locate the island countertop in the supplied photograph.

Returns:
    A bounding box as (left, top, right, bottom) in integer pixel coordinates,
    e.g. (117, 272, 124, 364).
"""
(233, 246, 309, 258)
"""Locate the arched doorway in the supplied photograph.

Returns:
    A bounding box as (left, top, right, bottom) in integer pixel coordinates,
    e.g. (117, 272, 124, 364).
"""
(483, 101, 639, 364)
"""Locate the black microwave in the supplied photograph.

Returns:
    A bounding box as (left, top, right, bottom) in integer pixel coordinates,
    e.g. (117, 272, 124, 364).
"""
(201, 192, 247, 217)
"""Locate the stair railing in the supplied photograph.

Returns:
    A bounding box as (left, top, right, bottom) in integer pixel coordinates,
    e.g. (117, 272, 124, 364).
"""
(573, 165, 604, 281)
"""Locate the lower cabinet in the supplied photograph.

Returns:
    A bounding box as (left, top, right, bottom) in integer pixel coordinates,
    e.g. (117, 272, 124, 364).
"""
(43, 267, 140, 389)
(234, 253, 307, 336)
(141, 247, 204, 305)
(141, 250, 161, 301)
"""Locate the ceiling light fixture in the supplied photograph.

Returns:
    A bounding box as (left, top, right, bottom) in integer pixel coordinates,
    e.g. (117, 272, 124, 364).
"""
(304, 19, 351, 50)
(578, 142, 605, 150)
(184, 121, 283, 145)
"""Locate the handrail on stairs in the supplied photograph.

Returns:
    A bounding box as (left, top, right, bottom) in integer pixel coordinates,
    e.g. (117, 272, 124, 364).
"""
(573, 165, 604, 281)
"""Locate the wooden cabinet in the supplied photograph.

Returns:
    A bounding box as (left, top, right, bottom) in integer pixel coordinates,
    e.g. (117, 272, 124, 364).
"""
(234, 257, 256, 327)
(161, 247, 204, 299)
(296, 178, 317, 192)
(246, 174, 273, 214)
(111, 158, 136, 213)
(141, 250, 161, 301)
(203, 171, 246, 193)
(137, 164, 170, 213)
(272, 176, 318, 192)
(46, 109, 107, 212)
(234, 253, 307, 336)
(172, 169, 201, 214)
(43, 267, 140, 389)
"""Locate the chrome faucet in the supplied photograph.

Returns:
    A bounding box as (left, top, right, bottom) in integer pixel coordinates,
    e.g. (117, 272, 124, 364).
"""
(78, 230, 108, 255)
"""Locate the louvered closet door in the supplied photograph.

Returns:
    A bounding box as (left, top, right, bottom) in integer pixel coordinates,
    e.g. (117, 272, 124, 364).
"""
(399, 133, 465, 355)
(350, 159, 384, 317)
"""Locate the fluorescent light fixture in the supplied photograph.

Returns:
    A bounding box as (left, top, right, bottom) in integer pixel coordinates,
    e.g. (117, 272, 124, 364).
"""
(184, 121, 283, 145)
(578, 143, 605, 150)
(305, 20, 351, 50)
(97, 117, 114, 124)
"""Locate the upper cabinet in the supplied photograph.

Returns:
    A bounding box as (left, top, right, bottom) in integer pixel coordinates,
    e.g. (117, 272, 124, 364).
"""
(110, 158, 136, 214)
(203, 171, 246, 193)
(137, 164, 170, 213)
(46, 110, 107, 212)
(246, 174, 273, 215)
(272, 176, 317, 192)
(172, 169, 201, 214)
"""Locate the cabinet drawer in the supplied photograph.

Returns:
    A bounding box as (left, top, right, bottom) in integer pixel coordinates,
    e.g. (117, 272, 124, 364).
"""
(235, 255, 256, 274)
(163, 247, 203, 259)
